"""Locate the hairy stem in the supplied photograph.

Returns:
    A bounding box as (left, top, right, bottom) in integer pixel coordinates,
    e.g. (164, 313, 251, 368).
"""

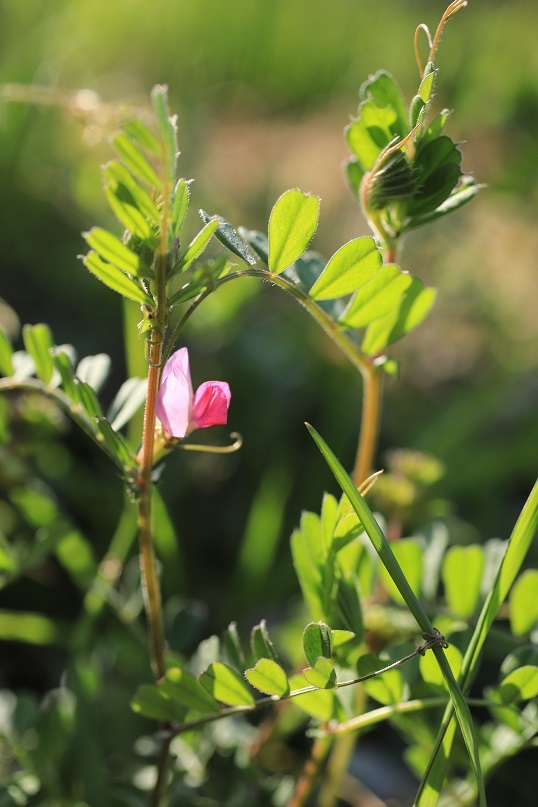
(136, 150, 173, 684)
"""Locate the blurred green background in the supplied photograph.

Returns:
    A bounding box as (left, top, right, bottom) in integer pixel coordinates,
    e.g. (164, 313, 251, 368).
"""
(0, 1, 537, 799)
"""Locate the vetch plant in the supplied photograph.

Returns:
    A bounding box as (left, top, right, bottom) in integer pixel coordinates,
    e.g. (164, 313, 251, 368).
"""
(0, 2, 536, 806)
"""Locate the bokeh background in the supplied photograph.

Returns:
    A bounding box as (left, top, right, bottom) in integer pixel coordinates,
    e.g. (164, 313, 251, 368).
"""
(0, 0, 537, 802)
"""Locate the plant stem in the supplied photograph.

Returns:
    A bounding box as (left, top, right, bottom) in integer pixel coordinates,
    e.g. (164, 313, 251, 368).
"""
(351, 361, 382, 486)
(136, 162, 173, 687)
(316, 685, 367, 807)
(287, 736, 332, 807)
(137, 339, 166, 680)
(150, 732, 173, 807)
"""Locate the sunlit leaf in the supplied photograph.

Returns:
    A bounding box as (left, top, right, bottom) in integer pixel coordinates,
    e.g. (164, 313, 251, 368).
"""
(357, 652, 403, 705)
(379, 538, 423, 606)
(362, 278, 436, 355)
(245, 658, 290, 697)
(170, 179, 191, 238)
(303, 656, 336, 689)
(0, 329, 14, 376)
(95, 418, 135, 468)
(289, 673, 339, 721)
(83, 227, 153, 278)
(0, 609, 64, 646)
(303, 622, 332, 667)
(131, 684, 186, 723)
(498, 665, 538, 704)
(81, 252, 154, 305)
(56, 529, 97, 589)
(123, 118, 161, 156)
(251, 620, 278, 663)
(53, 350, 79, 403)
(309, 237, 382, 301)
(112, 133, 160, 189)
(103, 161, 160, 222)
(420, 645, 463, 692)
(22, 323, 54, 384)
(509, 569, 538, 636)
(172, 219, 220, 275)
(291, 525, 324, 621)
(360, 70, 408, 139)
(76, 380, 103, 418)
(268, 189, 319, 275)
(442, 545, 484, 619)
(160, 667, 220, 714)
(199, 662, 254, 707)
(340, 264, 413, 328)
(419, 68, 436, 103)
(151, 84, 177, 173)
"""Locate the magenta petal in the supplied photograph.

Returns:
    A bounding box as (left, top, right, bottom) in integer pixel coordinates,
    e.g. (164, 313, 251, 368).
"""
(192, 381, 231, 429)
(155, 348, 194, 438)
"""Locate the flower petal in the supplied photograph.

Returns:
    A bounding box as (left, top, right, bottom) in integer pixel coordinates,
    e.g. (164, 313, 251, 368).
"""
(192, 381, 231, 430)
(155, 348, 193, 438)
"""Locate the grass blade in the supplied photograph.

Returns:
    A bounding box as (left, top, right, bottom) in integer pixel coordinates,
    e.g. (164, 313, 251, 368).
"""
(306, 423, 485, 805)
(415, 478, 538, 806)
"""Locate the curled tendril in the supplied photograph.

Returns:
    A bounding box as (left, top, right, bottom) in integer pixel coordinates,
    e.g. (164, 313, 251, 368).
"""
(417, 627, 449, 656)
(415, 1, 467, 77)
(178, 431, 243, 454)
(414, 23, 433, 76)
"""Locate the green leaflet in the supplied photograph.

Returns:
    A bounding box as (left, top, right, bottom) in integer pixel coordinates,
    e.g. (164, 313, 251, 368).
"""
(509, 569, 538, 636)
(131, 684, 186, 723)
(81, 252, 154, 305)
(289, 673, 339, 721)
(104, 184, 154, 241)
(303, 621, 332, 667)
(360, 70, 408, 140)
(309, 237, 382, 301)
(245, 658, 290, 697)
(199, 662, 254, 707)
(171, 179, 191, 238)
(22, 323, 54, 384)
(340, 264, 413, 329)
(303, 657, 336, 689)
(112, 133, 161, 189)
(103, 161, 160, 222)
(251, 620, 278, 663)
(362, 278, 436, 355)
(172, 219, 220, 275)
(160, 667, 220, 714)
(268, 189, 320, 275)
(122, 119, 162, 156)
(357, 653, 404, 705)
(151, 84, 177, 177)
(379, 538, 423, 606)
(0, 329, 14, 376)
(83, 227, 153, 279)
(442, 545, 484, 619)
(498, 665, 538, 704)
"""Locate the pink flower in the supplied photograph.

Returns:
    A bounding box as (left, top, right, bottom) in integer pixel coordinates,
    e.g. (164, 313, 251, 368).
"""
(155, 348, 231, 438)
